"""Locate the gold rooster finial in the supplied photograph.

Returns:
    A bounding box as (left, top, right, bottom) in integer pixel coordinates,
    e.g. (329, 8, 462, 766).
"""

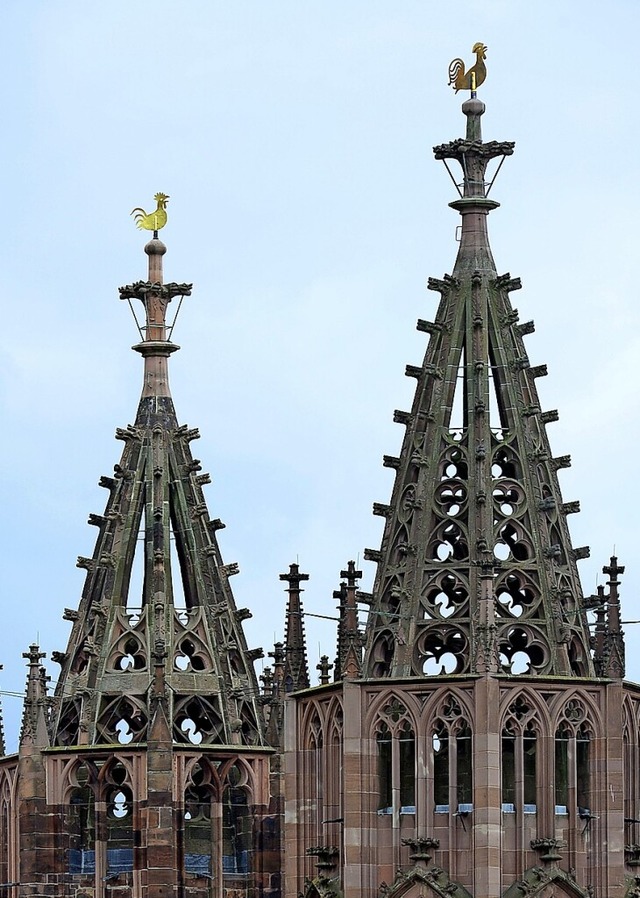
(448, 43, 487, 94)
(131, 192, 170, 232)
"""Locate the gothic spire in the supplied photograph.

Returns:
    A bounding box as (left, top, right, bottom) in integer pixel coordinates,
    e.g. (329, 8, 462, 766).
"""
(281, 563, 310, 692)
(600, 556, 625, 678)
(362, 97, 595, 680)
(334, 560, 362, 681)
(49, 236, 266, 748)
(20, 644, 49, 749)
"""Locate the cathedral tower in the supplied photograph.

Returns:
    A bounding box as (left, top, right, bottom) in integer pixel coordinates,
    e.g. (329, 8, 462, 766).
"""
(284, 87, 631, 898)
(2, 235, 278, 898)
(2, 59, 640, 898)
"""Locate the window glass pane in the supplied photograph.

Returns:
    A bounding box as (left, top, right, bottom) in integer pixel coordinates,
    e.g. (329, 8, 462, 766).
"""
(68, 765, 95, 875)
(399, 725, 415, 809)
(523, 733, 537, 807)
(377, 728, 392, 811)
(185, 767, 212, 877)
(501, 736, 515, 805)
(457, 726, 472, 805)
(555, 729, 569, 810)
(106, 787, 134, 874)
(577, 730, 590, 814)
(433, 729, 449, 807)
(223, 777, 251, 874)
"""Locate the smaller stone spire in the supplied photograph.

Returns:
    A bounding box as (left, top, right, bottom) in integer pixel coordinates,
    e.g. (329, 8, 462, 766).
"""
(20, 644, 49, 749)
(280, 564, 310, 692)
(265, 642, 286, 747)
(334, 561, 362, 681)
(51, 233, 267, 750)
(601, 556, 626, 678)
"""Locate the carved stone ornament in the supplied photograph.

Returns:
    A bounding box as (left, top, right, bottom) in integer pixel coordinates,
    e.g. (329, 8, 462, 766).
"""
(502, 865, 591, 898)
(118, 280, 192, 300)
(530, 837, 566, 863)
(401, 836, 439, 865)
(307, 846, 339, 874)
(380, 865, 472, 898)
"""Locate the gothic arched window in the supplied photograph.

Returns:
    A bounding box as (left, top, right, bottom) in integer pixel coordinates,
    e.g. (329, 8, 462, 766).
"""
(0, 774, 13, 889)
(102, 760, 134, 875)
(0, 787, 7, 890)
(623, 702, 637, 852)
(327, 707, 343, 832)
(222, 764, 252, 876)
(184, 760, 217, 877)
(431, 695, 473, 814)
(67, 762, 97, 874)
(303, 710, 324, 837)
(554, 699, 594, 821)
(501, 695, 539, 815)
(375, 699, 416, 816)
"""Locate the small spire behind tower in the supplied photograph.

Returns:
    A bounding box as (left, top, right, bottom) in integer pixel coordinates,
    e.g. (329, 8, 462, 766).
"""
(19, 645, 49, 749)
(334, 561, 362, 681)
(265, 642, 286, 747)
(601, 556, 626, 678)
(280, 564, 310, 692)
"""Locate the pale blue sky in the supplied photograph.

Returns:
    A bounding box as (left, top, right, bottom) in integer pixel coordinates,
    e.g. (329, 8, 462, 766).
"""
(0, 1, 638, 748)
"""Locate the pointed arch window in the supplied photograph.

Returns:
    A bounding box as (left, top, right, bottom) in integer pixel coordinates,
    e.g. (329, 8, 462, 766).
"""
(623, 706, 635, 848)
(576, 724, 591, 817)
(67, 762, 97, 874)
(433, 723, 449, 810)
(554, 700, 593, 820)
(375, 701, 416, 815)
(222, 764, 253, 876)
(431, 698, 473, 814)
(182, 758, 255, 881)
(501, 713, 538, 815)
(0, 788, 7, 891)
(184, 760, 216, 877)
(377, 723, 392, 813)
(555, 723, 570, 813)
(456, 724, 472, 808)
(327, 709, 343, 832)
(304, 711, 324, 837)
(103, 761, 134, 875)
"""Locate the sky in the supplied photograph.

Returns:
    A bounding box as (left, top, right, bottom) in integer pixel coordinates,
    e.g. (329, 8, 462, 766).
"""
(0, 1, 638, 750)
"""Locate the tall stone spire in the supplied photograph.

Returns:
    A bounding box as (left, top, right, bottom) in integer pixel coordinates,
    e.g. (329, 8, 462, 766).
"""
(362, 97, 595, 679)
(49, 236, 266, 748)
(280, 563, 310, 692)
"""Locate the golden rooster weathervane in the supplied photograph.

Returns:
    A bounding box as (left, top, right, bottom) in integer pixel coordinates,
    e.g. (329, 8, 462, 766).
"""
(131, 192, 169, 233)
(448, 42, 487, 94)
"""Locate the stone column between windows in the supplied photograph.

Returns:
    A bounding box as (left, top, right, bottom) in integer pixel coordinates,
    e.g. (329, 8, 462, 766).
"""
(599, 681, 625, 898)
(473, 676, 502, 898)
(342, 680, 368, 897)
(283, 693, 303, 897)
